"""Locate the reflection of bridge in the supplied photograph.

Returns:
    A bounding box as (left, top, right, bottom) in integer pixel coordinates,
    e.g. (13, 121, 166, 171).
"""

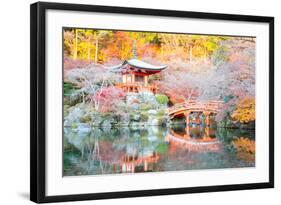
(168, 100, 223, 126)
(166, 127, 223, 152)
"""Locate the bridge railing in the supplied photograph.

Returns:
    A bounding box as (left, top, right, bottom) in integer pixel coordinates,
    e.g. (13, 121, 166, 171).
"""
(168, 100, 223, 115)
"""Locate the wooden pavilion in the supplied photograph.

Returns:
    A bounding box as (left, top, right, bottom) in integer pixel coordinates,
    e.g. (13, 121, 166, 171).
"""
(112, 42, 167, 93)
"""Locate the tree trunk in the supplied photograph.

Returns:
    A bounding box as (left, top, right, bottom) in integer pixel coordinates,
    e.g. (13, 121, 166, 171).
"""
(121, 43, 124, 60)
(87, 43, 91, 61)
(73, 29, 78, 60)
(204, 47, 207, 62)
(189, 45, 193, 63)
(95, 37, 98, 63)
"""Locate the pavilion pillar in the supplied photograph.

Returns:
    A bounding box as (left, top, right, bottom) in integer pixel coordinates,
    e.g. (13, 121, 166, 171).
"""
(185, 111, 191, 126)
(144, 75, 148, 87)
(144, 160, 148, 171)
(132, 74, 135, 83)
(131, 163, 135, 173)
(122, 74, 127, 84)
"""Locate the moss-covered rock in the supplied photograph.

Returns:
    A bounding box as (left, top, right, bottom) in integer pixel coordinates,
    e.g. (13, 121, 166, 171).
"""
(155, 94, 169, 105)
(130, 113, 141, 121)
(140, 111, 149, 121)
(64, 93, 170, 128)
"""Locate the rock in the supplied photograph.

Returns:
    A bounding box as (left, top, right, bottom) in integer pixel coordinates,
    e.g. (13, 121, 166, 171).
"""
(64, 93, 170, 128)
(120, 127, 130, 137)
(101, 125, 112, 132)
(130, 121, 139, 127)
(147, 109, 157, 115)
(147, 118, 159, 126)
(139, 91, 157, 103)
(138, 122, 146, 127)
(92, 120, 101, 126)
(148, 126, 160, 134)
(126, 93, 139, 104)
(158, 117, 167, 125)
(77, 123, 91, 133)
(118, 114, 130, 126)
(64, 103, 96, 127)
(130, 103, 140, 110)
(140, 111, 149, 121)
(64, 127, 88, 150)
(64, 120, 72, 127)
(147, 135, 158, 142)
(131, 113, 141, 121)
(126, 92, 161, 110)
(90, 112, 101, 126)
(130, 121, 145, 129)
(101, 120, 112, 128)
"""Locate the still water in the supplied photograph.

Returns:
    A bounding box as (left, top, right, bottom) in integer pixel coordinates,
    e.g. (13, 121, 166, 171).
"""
(64, 125, 255, 176)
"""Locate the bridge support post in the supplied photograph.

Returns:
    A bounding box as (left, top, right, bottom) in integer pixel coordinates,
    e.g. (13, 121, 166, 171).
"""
(204, 112, 211, 126)
(185, 111, 191, 126)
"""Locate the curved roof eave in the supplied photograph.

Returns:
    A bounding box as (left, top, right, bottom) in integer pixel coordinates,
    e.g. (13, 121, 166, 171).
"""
(126, 59, 167, 70)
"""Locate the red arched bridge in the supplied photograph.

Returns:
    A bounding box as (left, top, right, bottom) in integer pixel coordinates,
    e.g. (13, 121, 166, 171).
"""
(168, 100, 223, 126)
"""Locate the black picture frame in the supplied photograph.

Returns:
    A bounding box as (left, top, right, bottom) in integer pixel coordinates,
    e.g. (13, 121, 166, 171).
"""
(30, 1, 274, 203)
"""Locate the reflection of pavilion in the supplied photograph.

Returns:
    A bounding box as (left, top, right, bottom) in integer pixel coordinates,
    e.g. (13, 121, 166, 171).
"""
(97, 151, 160, 173)
(166, 126, 223, 152)
(94, 136, 162, 174)
(118, 153, 160, 173)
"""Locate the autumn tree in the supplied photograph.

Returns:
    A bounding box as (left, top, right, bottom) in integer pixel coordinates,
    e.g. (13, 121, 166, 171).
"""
(92, 86, 126, 113)
(201, 38, 255, 122)
(66, 65, 121, 110)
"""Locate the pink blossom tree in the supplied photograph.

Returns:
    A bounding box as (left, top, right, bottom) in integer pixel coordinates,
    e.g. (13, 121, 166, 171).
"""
(92, 86, 126, 113)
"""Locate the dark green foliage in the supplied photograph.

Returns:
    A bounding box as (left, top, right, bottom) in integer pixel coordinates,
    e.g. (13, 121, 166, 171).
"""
(156, 143, 169, 154)
(64, 81, 77, 96)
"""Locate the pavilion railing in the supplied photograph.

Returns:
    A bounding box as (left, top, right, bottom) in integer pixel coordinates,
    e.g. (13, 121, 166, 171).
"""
(116, 82, 158, 94)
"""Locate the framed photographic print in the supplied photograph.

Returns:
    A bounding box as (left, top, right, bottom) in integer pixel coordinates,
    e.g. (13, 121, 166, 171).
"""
(30, 1, 274, 203)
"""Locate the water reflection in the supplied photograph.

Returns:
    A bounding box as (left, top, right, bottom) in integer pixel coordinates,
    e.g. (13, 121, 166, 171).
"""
(64, 125, 255, 176)
(166, 126, 223, 152)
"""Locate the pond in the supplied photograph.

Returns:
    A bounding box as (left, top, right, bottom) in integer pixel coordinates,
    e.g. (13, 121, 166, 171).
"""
(64, 125, 255, 176)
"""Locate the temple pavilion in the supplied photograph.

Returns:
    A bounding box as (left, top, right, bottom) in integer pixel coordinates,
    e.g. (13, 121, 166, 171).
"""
(112, 42, 167, 94)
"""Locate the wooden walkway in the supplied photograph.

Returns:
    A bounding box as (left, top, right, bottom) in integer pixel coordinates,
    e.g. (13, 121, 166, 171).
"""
(168, 100, 223, 125)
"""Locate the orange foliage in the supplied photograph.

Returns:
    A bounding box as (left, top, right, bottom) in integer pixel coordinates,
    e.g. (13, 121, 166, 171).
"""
(165, 90, 186, 105)
(64, 29, 228, 64)
(231, 97, 255, 123)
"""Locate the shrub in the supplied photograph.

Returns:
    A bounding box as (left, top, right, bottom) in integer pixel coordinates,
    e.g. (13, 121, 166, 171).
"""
(80, 114, 92, 123)
(155, 94, 169, 105)
(231, 97, 255, 123)
(93, 86, 126, 113)
(140, 111, 149, 121)
(140, 103, 153, 111)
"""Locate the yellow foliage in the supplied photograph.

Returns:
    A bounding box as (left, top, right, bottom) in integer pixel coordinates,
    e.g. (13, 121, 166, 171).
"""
(231, 97, 255, 123)
(232, 137, 255, 163)
(233, 137, 255, 153)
